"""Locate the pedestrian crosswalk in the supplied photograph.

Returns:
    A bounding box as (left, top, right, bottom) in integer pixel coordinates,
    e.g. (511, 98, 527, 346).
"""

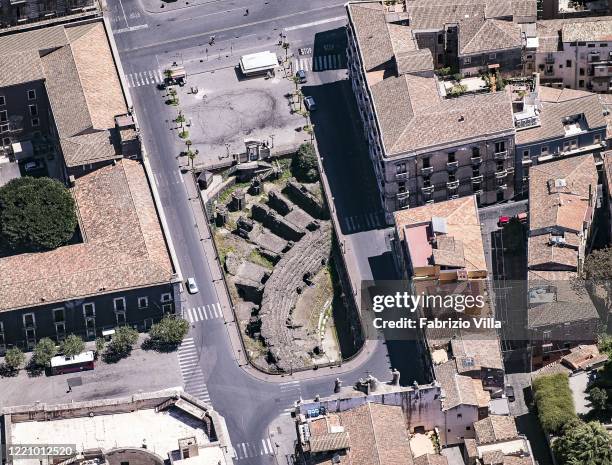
(279, 380, 301, 416)
(232, 438, 275, 460)
(178, 337, 211, 402)
(183, 302, 223, 324)
(341, 210, 387, 233)
(124, 69, 164, 88)
(293, 53, 345, 72)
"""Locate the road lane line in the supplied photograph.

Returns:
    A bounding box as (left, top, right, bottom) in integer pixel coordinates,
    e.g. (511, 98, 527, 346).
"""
(284, 15, 346, 31)
(261, 439, 269, 454)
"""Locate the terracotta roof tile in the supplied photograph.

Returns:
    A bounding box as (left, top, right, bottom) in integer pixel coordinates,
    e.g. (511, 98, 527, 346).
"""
(473, 416, 518, 444)
(0, 160, 174, 312)
(562, 19, 612, 42)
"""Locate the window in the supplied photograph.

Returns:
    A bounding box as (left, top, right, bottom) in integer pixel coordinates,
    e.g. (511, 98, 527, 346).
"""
(457, 413, 463, 418)
(541, 146, 549, 155)
(422, 157, 430, 168)
(0, 110, 7, 123)
(489, 53, 496, 60)
(464, 57, 471, 64)
(522, 149, 530, 159)
(116, 311, 126, 325)
(578, 41, 586, 46)
(398, 181, 406, 193)
(0, 125, 8, 134)
(566, 60, 572, 67)
(448, 173, 456, 182)
(472, 147, 480, 158)
(437, 54, 443, 63)
(570, 139, 577, 149)
(29, 104, 38, 117)
(23, 313, 35, 328)
(466, 426, 471, 431)
(472, 167, 480, 177)
(144, 318, 154, 330)
(27, 89, 36, 100)
(0, 96, 4, 106)
(437, 34, 444, 44)
(161, 293, 172, 302)
(138, 297, 149, 309)
(579, 80, 584, 87)
(579, 67, 585, 76)
(31, 118, 39, 127)
(2, 137, 9, 146)
(497, 190, 504, 202)
(494, 141, 505, 153)
(396, 162, 407, 174)
(496, 160, 504, 171)
(448, 152, 456, 163)
(162, 303, 173, 313)
(53, 308, 65, 323)
(601, 43, 608, 47)
(113, 297, 126, 312)
(588, 43, 595, 48)
(543, 330, 551, 341)
(83, 303, 95, 317)
(595, 134, 601, 144)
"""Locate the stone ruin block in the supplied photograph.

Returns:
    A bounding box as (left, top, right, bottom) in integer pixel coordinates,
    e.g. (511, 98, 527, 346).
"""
(237, 216, 254, 232)
(234, 276, 263, 304)
(284, 179, 329, 220)
(267, 189, 293, 216)
(215, 205, 229, 227)
(251, 203, 305, 242)
(230, 188, 246, 211)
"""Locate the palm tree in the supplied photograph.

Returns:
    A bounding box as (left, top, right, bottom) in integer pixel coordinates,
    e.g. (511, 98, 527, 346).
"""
(175, 111, 185, 130)
(282, 42, 290, 62)
(168, 88, 178, 105)
(304, 124, 315, 141)
(185, 139, 192, 153)
(188, 149, 198, 170)
(295, 89, 304, 111)
(292, 75, 301, 91)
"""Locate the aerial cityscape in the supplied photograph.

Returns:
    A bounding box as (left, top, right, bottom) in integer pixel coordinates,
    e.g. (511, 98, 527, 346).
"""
(0, 0, 611, 463)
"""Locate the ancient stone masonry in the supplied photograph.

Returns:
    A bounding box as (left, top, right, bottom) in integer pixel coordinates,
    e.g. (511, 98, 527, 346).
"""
(251, 203, 306, 242)
(256, 222, 333, 372)
(284, 179, 329, 220)
(267, 189, 293, 216)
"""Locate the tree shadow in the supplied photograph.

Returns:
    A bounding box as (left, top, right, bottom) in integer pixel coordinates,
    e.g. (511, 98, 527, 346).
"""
(0, 363, 19, 377)
(25, 359, 46, 377)
(102, 348, 132, 364)
(141, 339, 180, 353)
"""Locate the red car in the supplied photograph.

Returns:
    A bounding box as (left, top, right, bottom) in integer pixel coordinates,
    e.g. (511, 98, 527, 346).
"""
(497, 216, 510, 226)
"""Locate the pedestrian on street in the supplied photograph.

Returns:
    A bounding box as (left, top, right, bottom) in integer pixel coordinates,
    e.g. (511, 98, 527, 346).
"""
(245, 8, 249, 15)
(209, 36, 215, 46)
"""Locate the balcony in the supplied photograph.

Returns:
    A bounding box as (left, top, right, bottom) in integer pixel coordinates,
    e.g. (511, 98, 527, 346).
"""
(397, 190, 409, 200)
(446, 160, 459, 170)
(545, 56, 555, 64)
(498, 184, 508, 191)
(471, 175, 483, 182)
(473, 189, 483, 196)
(395, 171, 408, 180)
(495, 170, 507, 179)
(446, 180, 460, 190)
(471, 156, 482, 165)
(422, 185, 434, 195)
(421, 166, 433, 175)
(506, 166, 514, 174)
(494, 151, 508, 160)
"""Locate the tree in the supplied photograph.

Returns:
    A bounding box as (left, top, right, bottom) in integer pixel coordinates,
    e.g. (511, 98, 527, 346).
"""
(106, 326, 138, 359)
(4, 347, 25, 372)
(60, 334, 85, 357)
(583, 247, 612, 301)
(33, 338, 57, 367)
(292, 75, 301, 91)
(95, 337, 106, 355)
(282, 41, 290, 61)
(188, 150, 197, 170)
(532, 373, 576, 434)
(589, 387, 609, 411)
(175, 111, 186, 128)
(0, 177, 77, 252)
(148, 316, 190, 347)
(553, 419, 612, 465)
(292, 143, 319, 182)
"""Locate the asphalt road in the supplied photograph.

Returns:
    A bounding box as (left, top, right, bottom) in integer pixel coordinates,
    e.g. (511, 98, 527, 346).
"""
(103, 1, 401, 463)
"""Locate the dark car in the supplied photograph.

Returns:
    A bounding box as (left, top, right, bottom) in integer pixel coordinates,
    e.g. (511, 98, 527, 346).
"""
(505, 385, 515, 402)
(23, 159, 44, 172)
(304, 95, 316, 111)
(296, 69, 307, 83)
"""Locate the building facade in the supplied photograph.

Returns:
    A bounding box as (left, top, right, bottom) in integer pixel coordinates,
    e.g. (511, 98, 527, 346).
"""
(346, 1, 517, 216)
(0, 0, 97, 28)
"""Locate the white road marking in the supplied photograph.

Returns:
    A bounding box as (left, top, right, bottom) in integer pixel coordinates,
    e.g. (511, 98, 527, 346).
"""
(284, 15, 346, 31)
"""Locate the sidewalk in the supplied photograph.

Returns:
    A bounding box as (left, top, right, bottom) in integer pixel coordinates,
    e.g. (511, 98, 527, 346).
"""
(183, 170, 382, 384)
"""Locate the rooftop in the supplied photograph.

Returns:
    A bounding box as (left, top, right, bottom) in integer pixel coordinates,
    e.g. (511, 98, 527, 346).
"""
(515, 87, 606, 146)
(562, 18, 612, 42)
(459, 18, 522, 56)
(473, 416, 518, 444)
(451, 337, 504, 372)
(394, 196, 487, 273)
(535, 17, 612, 53)
(304, 403, 414, 465)
(2, 391, 231, 465)
(0, 20, 127, 167)
(434, 360, 488, 410)
(0, 159, 175, 312)
(347, 1, 515, 158)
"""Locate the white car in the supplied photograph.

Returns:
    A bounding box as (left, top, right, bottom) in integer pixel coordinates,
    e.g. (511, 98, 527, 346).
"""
(187, 277, 199, 294)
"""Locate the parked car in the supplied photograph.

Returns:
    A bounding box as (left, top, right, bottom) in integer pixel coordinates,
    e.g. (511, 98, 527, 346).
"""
(304, 95, 316, 111)
(505, 385, 515, 402)
(296, 69, 307, 83)
(497, 215, 510, 227)
(187, 277, 199, 294)
(23, 159, 43, 172)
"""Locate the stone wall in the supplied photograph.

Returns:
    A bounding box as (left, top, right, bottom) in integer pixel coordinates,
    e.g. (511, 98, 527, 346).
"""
(251, 203, 305, 242)
(284, 179, 329, 220)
